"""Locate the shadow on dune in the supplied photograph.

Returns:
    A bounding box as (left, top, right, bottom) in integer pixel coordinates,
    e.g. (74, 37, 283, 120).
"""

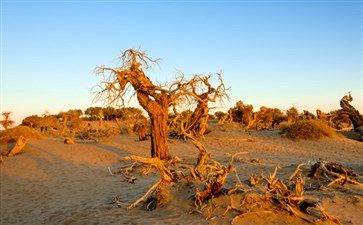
(339, 131, 361, 141)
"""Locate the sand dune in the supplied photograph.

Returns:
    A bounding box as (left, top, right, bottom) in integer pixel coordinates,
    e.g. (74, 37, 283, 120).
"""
(1, 124, 362, 224)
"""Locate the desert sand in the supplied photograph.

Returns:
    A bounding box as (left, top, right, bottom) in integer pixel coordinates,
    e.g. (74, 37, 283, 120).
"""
(1, 122, 363, 225)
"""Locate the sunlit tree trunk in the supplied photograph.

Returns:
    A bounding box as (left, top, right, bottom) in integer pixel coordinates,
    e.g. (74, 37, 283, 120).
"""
(150, 112, 170, 159)
(339, 93, 363, 131)
(185, 102, 209, 136)
(136, 90, 171, 159)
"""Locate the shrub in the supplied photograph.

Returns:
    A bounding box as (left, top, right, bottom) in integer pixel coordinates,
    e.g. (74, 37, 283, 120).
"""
(280, 120, 335, 140)
(0, 126, 43, 144)
(278, 121, 290, 130)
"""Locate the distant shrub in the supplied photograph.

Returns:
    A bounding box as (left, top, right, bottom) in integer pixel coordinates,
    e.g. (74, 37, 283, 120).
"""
(280, 120, 335, 140)
(208, 114, 216, 120)
(0, 126, 43, 144)
(278, 121, 290, 130)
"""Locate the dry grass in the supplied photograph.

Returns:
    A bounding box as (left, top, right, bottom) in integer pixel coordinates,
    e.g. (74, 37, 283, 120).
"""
(281, 120, 336, 140)
(0, 126, 43, 144)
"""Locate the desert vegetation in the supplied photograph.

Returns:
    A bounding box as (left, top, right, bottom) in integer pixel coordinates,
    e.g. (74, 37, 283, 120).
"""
(280, 120, 336, 140)
(0, 126, 42, 144)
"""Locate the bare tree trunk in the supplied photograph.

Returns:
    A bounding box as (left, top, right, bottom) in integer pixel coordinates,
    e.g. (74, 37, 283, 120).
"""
(185, 103, 209, 136)
(228, 109, 233, 124)
(339, 94, 363, 131)
(137, 91, 171, 160)
(218, 113, 229, 125)
(61, 116, 68, 136)
(150, 113, 170, 159)
(245, 113, 257, 133)
(99, 109, 103, 131)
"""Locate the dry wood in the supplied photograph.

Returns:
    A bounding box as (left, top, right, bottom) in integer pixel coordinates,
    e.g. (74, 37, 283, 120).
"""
(7, 136, 27, 157)
(289, 163, 306, 181)
(175, 72, 228, 136)
(124, 156, 175, 182)
(64, 138, 75, 144)
(128, 179, 162, 209)
(217, 113, 229, 125)
(310, 161, 362, 186)
(120, 153, 342, 224)
(96, 49, 173, 159)
(138, 124, 148, 141)
(339, 92, 363, 132)
(122, 155, 177, 209)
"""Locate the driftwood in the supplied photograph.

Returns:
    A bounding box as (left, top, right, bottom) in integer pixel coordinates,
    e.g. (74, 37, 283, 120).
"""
(7, 136, 27, 157)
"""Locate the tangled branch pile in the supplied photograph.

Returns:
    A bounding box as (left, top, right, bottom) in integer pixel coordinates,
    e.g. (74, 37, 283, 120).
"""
(109, 136, 362, 224)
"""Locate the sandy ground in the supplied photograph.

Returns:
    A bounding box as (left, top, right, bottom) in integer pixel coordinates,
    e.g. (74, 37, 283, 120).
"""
(1, 122, 363, 225)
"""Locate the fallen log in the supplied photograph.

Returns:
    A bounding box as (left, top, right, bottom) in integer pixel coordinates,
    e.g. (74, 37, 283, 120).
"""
(7, 136, 27, 157)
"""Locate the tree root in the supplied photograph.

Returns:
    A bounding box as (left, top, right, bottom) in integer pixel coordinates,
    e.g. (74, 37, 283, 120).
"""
(128, 179, 162, 210)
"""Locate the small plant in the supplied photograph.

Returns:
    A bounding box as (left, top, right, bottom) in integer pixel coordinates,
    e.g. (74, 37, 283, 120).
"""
(281, 120, 335, 140)
(0, 126, 43, 144)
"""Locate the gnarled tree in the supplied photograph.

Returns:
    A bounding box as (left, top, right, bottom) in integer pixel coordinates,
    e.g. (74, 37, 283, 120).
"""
(96, 49, 174, 159)
(95, 49, 229, 158)
(179, 73, 228, 136)
(339, 92, 363, 133)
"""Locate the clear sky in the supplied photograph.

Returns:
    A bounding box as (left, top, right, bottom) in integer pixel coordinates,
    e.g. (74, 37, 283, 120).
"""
(1, 0, 362, 126)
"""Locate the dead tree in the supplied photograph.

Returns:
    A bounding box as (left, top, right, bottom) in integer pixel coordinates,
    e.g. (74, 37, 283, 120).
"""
(180, 73, 228, 136)
(60, 112, 69, 136)
(138, 124, 148, 141)
(96, 49, 174, 159)
(96, 49, 230, 158)
(339, 92, 363, 132)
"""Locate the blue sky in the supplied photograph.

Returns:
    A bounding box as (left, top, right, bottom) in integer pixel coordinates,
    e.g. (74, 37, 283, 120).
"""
(1, 0, 362, 125)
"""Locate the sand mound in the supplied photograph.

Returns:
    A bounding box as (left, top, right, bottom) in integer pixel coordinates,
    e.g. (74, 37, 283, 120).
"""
(0, 126, 42, 144)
